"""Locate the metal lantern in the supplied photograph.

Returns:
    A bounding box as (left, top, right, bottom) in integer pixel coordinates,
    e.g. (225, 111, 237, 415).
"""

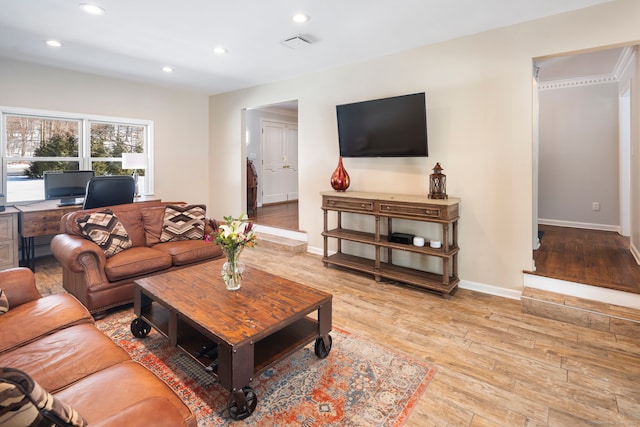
(428, 162, 447, 199)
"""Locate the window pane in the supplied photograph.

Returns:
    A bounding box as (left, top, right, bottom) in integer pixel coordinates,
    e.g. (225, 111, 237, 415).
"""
(90, 122, 145, 157)
(7, 160, 80, 203)
(6, 115, 79, 157)
(90, 161, 146, 195)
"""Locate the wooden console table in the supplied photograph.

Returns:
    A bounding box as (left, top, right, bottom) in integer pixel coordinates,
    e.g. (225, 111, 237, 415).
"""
(321, 191, 460, 297)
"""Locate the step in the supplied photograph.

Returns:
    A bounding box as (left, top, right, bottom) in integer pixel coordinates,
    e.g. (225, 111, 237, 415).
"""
(257, 232, 307, 254)
(521, 287, 640, 337)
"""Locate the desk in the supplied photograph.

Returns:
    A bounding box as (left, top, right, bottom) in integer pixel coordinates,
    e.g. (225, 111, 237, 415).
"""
(16, 196, 159, 270)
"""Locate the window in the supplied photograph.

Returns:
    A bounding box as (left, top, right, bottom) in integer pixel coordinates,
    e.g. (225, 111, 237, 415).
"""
(1, 108, 153, 203)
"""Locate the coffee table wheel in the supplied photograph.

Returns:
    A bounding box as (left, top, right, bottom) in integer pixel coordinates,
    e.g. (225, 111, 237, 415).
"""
(227, 386, 257, 420)
(314, 335, 332, 359)
(130, 318, 151, 338)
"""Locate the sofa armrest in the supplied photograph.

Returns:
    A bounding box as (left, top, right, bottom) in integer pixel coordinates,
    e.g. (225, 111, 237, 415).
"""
(51, 234, 108, 273)
(89, 397, 192, 427)
(0, 267, 42, 308)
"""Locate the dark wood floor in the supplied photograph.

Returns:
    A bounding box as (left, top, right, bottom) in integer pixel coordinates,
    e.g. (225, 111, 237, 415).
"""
(249, 201, 299, 231)
(532, 224, 640, 294)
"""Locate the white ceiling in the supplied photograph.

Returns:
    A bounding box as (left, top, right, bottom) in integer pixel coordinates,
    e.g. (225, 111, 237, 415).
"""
(0, 0, 614, 95)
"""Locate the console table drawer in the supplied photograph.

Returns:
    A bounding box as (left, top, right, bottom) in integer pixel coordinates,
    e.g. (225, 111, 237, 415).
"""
(323, 197, 374, 212)
(379, 203, 443, 219)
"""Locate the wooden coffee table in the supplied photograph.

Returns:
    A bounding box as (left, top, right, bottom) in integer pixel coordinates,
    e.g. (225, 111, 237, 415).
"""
(129, 259, 333, 420)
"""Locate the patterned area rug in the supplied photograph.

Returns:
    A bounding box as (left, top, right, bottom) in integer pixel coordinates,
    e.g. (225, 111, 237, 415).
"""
(96, 309, 436, 426)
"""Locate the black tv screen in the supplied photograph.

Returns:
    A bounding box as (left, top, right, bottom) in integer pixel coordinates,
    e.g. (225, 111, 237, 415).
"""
(336, 92, 428, 157)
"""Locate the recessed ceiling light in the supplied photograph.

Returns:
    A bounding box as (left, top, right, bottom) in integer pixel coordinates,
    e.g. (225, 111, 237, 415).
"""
(292, 13, 309, 23)
(213, 47, 228, 55)
(80, 3, 106, 15)
(45, 40, 62, 47)
(162, 66, 174, 73)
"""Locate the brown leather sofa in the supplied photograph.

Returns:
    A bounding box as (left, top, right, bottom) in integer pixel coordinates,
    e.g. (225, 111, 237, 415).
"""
(0, 267, 196, 427)
(51, 201, 222, 316)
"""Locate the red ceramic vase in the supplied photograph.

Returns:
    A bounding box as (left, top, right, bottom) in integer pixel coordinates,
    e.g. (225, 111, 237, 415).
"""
(330, 156, 350, 191)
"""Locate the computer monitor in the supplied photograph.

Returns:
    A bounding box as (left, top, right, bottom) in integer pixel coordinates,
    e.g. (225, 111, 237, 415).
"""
(44, 170, 95, 206)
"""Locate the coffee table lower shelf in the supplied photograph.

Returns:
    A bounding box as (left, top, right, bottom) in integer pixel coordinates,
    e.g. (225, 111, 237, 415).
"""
(131, 287, 333, 420)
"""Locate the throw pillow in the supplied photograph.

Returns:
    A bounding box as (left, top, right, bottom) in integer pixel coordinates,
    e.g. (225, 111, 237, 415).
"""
(160, 204, 206, 242)
(0, 289, 7, 314)
(77, 209, 133, 258)
(0, 367, 87, 427)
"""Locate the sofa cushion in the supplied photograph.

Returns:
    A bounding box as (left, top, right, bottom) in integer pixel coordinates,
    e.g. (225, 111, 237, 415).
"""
(0, 289, 7, 314)
(141, 205, 167, 246)
(160, 204, 205, 242)
(77, 210, 133, 258)
(104, 247, 172, 282)
(109, 205, 147, 247)
(91, 397, 191, 427)
(54, 360, 195, 427)
(0, 367, 88, 427)
(153, 240, 223, 266)
(0, 294, 93, 355)
(0, 324, 130, 393)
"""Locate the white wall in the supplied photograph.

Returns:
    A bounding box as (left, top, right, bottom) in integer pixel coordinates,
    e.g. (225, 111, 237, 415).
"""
(209, 0, 640, 294)
(538, 83, 620, 229)
(0, 58, 211, 207)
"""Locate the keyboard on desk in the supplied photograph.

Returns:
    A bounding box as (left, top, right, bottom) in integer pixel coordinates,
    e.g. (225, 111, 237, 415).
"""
(57, 199, 84, 207)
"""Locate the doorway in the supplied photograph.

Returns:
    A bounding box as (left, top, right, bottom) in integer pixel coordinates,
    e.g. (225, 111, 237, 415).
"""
(532, 46, 638, 291)
(245, 101, 299, 231)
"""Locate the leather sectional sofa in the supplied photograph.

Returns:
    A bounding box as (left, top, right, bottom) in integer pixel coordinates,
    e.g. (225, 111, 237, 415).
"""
(51, 201, 222, 316)
(0, 267, 196, 426)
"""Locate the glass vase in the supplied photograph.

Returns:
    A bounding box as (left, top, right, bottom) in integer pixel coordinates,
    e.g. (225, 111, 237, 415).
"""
(221, 247, 244, 291)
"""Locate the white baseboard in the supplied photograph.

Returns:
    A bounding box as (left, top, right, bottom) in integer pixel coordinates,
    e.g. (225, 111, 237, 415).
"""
(307, 245, 324, 256)
(306, 241, 639, 308)
(254, 224, 307, 242)
(538, 218, 620, 233)
(459, 279, 522, 300)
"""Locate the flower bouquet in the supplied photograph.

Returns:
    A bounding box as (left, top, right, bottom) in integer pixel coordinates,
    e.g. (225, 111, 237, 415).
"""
(206, 214, 257, 290)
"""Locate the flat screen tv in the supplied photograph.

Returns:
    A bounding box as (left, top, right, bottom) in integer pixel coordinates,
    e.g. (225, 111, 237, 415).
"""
(336, 92, 428, 157)
(44, 170, 95, 206)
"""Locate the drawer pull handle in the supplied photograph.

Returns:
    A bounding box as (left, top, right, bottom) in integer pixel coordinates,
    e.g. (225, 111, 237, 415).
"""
(425, 210, 437, 215)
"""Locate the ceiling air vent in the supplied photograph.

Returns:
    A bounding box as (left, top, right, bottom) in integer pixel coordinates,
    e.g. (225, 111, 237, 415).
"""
(281, 35, 312, 49)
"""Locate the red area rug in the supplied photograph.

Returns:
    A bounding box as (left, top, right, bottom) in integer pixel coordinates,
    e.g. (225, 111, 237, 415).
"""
(96, 309, 436, 426)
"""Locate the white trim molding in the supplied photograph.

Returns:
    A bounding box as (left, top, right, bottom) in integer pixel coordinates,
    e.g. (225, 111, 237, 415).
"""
(459, 279, 522, 300)
(524, 273, 640, 310)
(538, 218, 620, 233)
(538, 74, 617, 91)
(538, 46, 634, 91)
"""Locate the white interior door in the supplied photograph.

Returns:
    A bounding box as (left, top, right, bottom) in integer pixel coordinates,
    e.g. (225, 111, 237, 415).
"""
(261, 120, 298, 204)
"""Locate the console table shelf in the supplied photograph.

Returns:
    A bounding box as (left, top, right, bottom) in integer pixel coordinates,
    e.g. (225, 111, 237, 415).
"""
(321, 191, 460, 297)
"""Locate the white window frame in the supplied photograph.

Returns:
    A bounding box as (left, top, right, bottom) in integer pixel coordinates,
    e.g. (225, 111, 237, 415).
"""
(0, 106, 154, 203)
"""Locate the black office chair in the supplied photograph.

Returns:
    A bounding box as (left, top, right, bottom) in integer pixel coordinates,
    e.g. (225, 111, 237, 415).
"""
(82, 175, 136, 209)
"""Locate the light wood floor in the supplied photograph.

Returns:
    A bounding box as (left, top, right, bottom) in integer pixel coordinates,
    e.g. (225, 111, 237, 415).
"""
(34, 249, 640, 426)
(532, 225, 640, 294)
(249, 201, 299, 231)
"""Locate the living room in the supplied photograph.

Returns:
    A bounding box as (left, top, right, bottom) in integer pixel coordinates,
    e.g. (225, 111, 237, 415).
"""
(1, 1, 640, 425)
